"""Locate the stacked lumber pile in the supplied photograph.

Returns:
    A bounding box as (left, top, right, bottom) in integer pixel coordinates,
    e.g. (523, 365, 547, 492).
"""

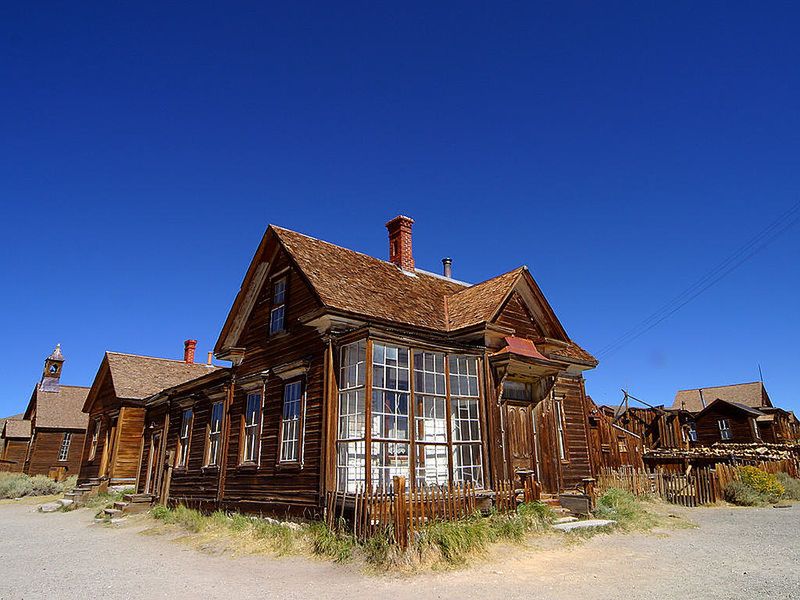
(645, 442, 800, 462)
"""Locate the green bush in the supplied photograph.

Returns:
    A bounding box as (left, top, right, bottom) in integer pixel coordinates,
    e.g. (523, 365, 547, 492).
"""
(737, 467, 784, 501)
(724, 480, 765, 506)
(775, 473, 800, 501)
(0, 472, 75, 499)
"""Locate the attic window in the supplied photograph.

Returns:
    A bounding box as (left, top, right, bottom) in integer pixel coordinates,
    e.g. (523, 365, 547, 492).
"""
(270, 277, 287, 335)
(718, 418, 733, 441)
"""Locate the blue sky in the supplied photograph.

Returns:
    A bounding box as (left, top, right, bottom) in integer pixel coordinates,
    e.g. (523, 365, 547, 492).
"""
(1, 2, 798, 416)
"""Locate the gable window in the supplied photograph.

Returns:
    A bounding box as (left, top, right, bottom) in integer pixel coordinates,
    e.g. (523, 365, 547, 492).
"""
(718, 418, 733, 441)
(58, 432, 72, 462)
(269, 277, 287, 335)
(177, 408, 193, 467)
(449, 355, 483, 485)
(206, 401, 224, 466)
(88, 419, 100, 461)
(242, 392, 262, 463)
(554, 395, 568, 461)
(280, 380, 305, 463)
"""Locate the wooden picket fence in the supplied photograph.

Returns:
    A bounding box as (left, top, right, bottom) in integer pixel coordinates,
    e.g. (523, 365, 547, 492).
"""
(596, 459, 797, 508)
(326, 474, 541, 548)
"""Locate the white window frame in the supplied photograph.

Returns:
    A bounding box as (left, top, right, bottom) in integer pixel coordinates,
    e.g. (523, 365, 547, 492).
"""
(177, 408, 193, 467)
(206, 401, 224, 466)
(242, 392, 262, 464)
(337, 341, 367, 493)
(269, 277, 287, 335)
(58, 432, 72, 462)
(751, 418, 761, 440)
(413, 351, 448, 486)
(371, 343, 411, 489)
(279, 380, 305, 463)
(718, 418, 733, 441)
(449, 354, 484, 486)
(554, 395, 568, 461)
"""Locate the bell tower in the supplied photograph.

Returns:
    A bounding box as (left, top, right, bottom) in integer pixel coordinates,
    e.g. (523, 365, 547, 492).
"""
(40, 344, 65, 392)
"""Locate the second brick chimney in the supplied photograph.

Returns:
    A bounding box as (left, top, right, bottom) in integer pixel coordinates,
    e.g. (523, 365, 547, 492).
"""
(184, 339, 197, 364)
(386, 215, 415, 272)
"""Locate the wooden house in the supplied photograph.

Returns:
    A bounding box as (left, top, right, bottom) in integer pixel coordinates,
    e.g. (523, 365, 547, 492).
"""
(0, 416, 31, 473)
(692, 398, 765, 445)
(78, 342, 218, 488)
(673, 382, 798, 445)
(604, 405, 694, 450)
(22, 345, 90, 478)
(139, 216, 609, 515)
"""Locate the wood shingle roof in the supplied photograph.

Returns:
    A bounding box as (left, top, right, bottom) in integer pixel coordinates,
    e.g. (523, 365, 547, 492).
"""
(672, 382, 771, 413)
(105, 352, 220, 400)
(27, 385, 90, 430)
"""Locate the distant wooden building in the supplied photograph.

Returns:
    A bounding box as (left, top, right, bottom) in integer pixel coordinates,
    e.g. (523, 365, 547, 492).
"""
(78, 343, 218, 488)
(673, 382, 799, 445)
(22, 345, 90, 477)
(0, 416, 31, 473)
(139, 216, 617, 515)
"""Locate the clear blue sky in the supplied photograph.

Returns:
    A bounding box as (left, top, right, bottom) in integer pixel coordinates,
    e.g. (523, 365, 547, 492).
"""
(1, 2, 798, 417)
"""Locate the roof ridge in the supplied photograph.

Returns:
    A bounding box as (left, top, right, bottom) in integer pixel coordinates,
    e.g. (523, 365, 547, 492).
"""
(106, 350, 215, 366)
(272, 224, 470, 287)
(448, 265, 526, 296)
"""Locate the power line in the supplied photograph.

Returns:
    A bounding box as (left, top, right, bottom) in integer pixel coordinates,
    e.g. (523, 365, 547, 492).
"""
(596, 199, 800, 360)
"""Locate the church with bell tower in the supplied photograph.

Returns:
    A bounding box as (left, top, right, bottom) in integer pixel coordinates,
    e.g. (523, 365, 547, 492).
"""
(20, 345, 91, 477)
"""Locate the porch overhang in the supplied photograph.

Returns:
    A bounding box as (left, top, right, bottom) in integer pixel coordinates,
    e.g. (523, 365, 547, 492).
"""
(489, 336, 568, 379)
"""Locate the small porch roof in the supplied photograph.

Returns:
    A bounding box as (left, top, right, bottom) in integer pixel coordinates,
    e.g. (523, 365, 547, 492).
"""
(490, 336, 568, 379)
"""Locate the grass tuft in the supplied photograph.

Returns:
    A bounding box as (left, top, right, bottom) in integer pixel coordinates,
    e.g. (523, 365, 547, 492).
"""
(594, 488, 659, 531)
(775, 473, 800, 501)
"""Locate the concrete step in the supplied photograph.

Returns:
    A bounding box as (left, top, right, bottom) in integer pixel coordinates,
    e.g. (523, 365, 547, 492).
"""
(552, 519, 616, 532)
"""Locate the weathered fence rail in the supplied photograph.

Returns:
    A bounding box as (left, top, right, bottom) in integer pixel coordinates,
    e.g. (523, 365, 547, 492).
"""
(325, 474, 541, 548)
(596, 458, 797, 508)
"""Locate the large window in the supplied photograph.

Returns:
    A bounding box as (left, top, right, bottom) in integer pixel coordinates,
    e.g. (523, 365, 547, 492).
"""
(414, 351, 448, 486)
(269, 277, 287, 335)
(336, 341, 484, 492)
(280, 380, 304, 463)
(206, 401, 224, 466)
(337, 341, 366, 492)
(242, 393, 262, 463)
(88, 419, 100, 461)
(58, 432, 72, 462)
(177, 408, 193, 467)
(371, 343, 410, 488)
(718, 418, 733, 441)
(449, 355, 483, 484)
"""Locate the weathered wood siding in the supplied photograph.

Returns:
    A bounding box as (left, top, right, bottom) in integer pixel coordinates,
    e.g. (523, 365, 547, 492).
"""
(554, 375, 592, 490)
(695, 404, 759, 446)
(109, 406, 145, 484)
(494, 292, 544, 339)
(2, 440, 29, 472)
(222, 249, 326, 515)
(138, 404, 169, 496)
(25, 430, 85, 476)
(78, 372, 118, 482)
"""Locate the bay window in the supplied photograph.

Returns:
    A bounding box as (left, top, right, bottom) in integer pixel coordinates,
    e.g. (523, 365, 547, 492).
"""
(335, 339, 484, 493)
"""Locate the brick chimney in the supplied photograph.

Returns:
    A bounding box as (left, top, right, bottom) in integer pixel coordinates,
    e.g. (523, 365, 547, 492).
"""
(386, 215, 415, 272)
(184, 339, 197, 364)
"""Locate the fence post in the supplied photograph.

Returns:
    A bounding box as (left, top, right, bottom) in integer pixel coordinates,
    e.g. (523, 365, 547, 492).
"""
(393, 476, 408, 550)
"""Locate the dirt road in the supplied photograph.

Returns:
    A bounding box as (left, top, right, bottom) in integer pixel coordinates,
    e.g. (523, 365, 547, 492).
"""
(0, 501, 797, 599)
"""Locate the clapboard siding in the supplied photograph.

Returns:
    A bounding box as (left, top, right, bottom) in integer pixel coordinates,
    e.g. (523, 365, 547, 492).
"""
(2, 440, 29, 471)
(26, 430, 85, 476)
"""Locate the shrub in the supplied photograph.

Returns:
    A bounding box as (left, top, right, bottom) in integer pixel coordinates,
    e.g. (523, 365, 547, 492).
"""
(737, 467, 784, 501)
(0, 472, 75, 499)
(724, 480, 765, 506)
(775, 473, 800, 501)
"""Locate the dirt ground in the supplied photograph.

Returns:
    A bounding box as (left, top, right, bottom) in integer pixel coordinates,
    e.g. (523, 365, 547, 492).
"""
(0, 500, 797, 600)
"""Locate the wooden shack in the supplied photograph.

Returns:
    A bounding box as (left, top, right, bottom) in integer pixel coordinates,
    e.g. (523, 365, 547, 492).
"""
(0, 417, 31, 473)
(21, 345, 89, 478)
(140, 216, 611, 515)
(78, 345, 218, 488)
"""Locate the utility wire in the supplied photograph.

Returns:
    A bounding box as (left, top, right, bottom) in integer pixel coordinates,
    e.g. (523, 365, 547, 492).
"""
(596, 199, 800, 360)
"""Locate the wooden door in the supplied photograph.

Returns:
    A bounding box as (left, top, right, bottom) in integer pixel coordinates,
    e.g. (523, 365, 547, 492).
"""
(505, 403, 537, 475)
(99, 418, 117, 478)
(145, 431, 163, 495)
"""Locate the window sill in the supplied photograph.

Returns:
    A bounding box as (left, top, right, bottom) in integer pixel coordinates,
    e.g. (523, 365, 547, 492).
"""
(237, 462, 259, 473)
(174, 466, 188, 474)
(201, 465, 220, 474)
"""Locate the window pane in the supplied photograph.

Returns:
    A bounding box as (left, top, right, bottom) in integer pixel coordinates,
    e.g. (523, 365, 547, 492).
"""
(415, 444, 449, 487)
(452, 443, 483, 486)
(336, 441, 366, 493)
(338, 389, 365, 439)
(371, 441, 410, 490)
